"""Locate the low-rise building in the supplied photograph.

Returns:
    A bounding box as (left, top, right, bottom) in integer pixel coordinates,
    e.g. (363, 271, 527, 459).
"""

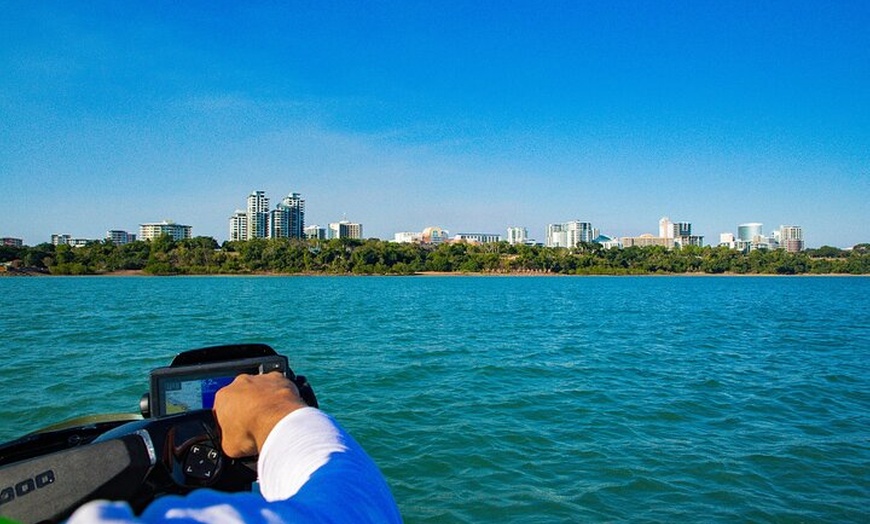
(394, 231, 422, 243)
(1, 237, 23, 247)
(51, 234, 72, 246)
(106, 230, 136, 245)
(52, 234, 93, 247)
(69, 238, 91, 248)
(421, 227, 449, 244)
(453, 233, 501, 244)
(674, 235, 704, 248)
(621, 234, 674, 248)
(394, 226, 449, 244)
(593, 234, 621, 249)
(305, 225, 327, 240)
(139, 220, 192, 241)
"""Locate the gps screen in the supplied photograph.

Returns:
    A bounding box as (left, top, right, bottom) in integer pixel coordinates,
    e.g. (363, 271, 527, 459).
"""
(162, 375, 236, 414)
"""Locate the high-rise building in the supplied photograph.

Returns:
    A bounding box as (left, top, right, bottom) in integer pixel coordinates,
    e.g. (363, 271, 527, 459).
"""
(660, 217, 694, 242)
(546, 224, 564, 247)
(546, 220, 596, 248)
(506, 227, 528, 245)
(737, 223, 767, 251)
(229, 210, 248, 241)
(232, 190, 305, 241)
(328, 220, 363, 239)
(779, 225, 804, 253)
(659, 217, 674, 239)
(139, 221, 192, 241)
(737, 223, 763, 242)
(246, 191, 270, 240)
(674, 222, 692, 237)
(271, 192, 305, 239)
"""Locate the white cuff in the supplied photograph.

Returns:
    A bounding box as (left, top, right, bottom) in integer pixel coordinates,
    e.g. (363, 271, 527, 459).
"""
(256, 407, 348, 502)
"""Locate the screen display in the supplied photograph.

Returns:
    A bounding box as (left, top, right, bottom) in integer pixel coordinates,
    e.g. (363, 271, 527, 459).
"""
(161, 374, 237, 414)
(151, 356, 286, 417)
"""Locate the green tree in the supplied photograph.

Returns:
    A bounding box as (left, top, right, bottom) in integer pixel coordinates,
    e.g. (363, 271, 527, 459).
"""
(808, 245, 846, 258)
(0, 245, 23, 263)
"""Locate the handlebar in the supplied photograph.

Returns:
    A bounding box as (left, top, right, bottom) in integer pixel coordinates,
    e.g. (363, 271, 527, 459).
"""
(0, 410, 257, 523)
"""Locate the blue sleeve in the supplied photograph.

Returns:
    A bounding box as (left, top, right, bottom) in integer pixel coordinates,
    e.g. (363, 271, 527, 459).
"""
(68, 409, 402, 523)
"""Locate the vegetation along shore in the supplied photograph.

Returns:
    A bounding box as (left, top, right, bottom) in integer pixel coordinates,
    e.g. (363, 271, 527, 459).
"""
(1, 237, 868, 276)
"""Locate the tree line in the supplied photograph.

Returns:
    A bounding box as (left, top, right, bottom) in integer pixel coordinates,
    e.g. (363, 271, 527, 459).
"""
(1, 237, 868, 276)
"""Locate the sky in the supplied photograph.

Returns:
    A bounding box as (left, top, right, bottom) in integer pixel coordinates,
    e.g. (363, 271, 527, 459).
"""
(2, 1, 868, 248)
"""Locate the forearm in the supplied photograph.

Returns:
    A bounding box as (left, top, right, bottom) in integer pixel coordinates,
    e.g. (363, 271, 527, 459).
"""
(256, 407, 403, 522)
(257, 407, 348, 501)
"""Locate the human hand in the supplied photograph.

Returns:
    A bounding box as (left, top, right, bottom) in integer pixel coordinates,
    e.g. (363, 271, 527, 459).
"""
(213, 372, 308, 458)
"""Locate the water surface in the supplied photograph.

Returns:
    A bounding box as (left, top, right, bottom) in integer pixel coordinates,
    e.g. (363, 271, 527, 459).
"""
(0, 276, 867, 522)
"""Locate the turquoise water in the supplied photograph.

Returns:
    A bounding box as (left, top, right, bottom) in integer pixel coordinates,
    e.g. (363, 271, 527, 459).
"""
(0, 276, 867, 522)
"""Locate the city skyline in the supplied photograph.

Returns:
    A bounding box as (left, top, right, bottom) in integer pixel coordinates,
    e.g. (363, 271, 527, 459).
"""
(2, 3, 868, 248)
(0, 186, 845, 250)
(12, 204, 810, 253)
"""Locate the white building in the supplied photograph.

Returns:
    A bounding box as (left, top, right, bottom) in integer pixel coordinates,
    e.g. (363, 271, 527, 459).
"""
(229, 210, 248, 242)
(394, 227, 448, 244)
(394, 231, 422, 243)
(106, 230, 136, 245)
(736, 223, 768, 251)
(422, 227, 449, 244)
(546, 220, 597, 248)
(719, 233, 736, 249)
(737, 223, 764, 242)
(593, 234, 621, 249)
(453, 233, 501, 244)
(305, 225, 327, 240)
(271, 193, 305, 239)
(1, 237, 23, 248)
(674, 235, 704, 248)
(329, 220, 363, 239)
(621, 234, 674, 248)
(506, 227, 528, 245)
(659, 217, 701, 247)
(139, 221, 192, 241)
(659, 217, 674, 239)
(231, 190, 306, 241)
(51, 234, 72, 246)
(779, 225, 804, 253)
(246, 190, 270, 240)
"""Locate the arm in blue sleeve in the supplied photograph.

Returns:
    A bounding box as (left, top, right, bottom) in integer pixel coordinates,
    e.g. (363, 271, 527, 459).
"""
(68, 408, 401, 523)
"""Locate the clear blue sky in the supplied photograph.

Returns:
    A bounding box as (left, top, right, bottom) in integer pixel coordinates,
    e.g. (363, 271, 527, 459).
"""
(2, 1, 868, 247)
